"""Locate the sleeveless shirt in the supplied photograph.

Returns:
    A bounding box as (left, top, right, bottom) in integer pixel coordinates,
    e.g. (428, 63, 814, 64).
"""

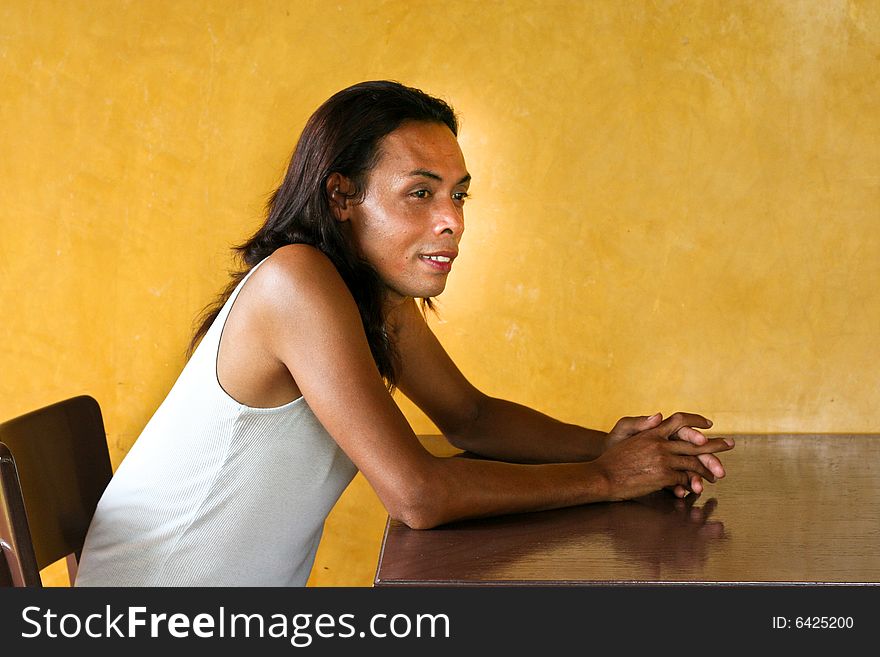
(76, 258, 358, 586)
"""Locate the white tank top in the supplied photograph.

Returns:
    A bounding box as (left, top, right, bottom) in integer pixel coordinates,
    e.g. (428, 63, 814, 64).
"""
(76, 258, 358, 586)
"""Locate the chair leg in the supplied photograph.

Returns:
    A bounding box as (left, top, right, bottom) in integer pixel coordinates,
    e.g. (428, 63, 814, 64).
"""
(65, 553, 78, 586)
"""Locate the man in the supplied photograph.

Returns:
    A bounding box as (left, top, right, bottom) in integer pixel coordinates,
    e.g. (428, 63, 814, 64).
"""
(77, 81, 733, 586)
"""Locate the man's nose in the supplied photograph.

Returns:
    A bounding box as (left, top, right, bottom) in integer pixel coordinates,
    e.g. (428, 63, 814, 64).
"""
(433, 199, 464, 237)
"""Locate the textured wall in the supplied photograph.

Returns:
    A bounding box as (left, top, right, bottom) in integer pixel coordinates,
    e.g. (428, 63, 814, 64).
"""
(2, 0, 878, 586)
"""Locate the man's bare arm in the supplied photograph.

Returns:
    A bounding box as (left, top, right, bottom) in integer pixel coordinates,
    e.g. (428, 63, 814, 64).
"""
(393, 301, 716, 460)
(252, 249, 731, 529)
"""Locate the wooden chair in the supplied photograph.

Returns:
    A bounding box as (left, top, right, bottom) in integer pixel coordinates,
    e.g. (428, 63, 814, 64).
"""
(0, 395, 113, 587)
(1, 441, 40, 586)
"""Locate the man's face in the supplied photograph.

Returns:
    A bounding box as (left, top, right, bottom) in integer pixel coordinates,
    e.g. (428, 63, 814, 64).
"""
(345, 120, 470, 305)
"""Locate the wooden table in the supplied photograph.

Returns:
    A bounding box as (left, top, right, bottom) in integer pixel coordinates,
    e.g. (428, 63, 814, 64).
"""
(374, 434, 880, 585)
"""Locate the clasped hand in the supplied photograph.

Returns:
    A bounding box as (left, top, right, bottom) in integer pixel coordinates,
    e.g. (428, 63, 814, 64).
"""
(601, 412, 735, 500)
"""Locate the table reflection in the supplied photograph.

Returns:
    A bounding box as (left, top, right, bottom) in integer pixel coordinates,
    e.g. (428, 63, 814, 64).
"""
(377, 492, 727, 584)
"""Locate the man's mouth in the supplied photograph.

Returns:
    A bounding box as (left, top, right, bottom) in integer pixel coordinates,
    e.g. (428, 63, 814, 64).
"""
(418, 252, 457, 272)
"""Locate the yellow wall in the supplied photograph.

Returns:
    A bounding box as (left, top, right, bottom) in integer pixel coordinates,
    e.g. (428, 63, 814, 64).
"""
(2, 0, 878, 586)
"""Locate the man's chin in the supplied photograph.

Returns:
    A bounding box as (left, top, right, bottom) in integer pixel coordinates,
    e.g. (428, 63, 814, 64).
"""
(421, 283, 447, 299)
(383, 278, 448, 305)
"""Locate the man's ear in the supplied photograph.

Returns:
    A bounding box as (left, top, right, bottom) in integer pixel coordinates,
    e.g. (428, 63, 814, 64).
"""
(326, 173, 355, 222)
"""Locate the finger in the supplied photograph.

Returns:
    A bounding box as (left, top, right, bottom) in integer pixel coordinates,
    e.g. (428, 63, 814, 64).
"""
(671, 475, 703, 497)
(671, 469, 693, 491)
(617, 412, 663, 435)
(669, 482, 704, 499)
(674, 426, 707, 446)
(664, 484, 688, 498)
(643, 412, 663, 430)
(669, 436, 735, 456)
(672, 455, 716, 482)
(655, 412, 713, 438)
(677, 486, 700, 505)
(697, 452, 725, 479)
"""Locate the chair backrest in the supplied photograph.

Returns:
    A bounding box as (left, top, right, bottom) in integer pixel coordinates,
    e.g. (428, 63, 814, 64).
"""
(0, 395, 113, 586)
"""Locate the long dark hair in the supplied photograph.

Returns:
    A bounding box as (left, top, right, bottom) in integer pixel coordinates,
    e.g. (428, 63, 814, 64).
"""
(189, 80, 459, 387)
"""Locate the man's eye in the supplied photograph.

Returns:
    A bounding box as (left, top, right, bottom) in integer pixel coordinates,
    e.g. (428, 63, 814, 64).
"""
(452, 192, 470, 203)
(411, 189, 430, 198)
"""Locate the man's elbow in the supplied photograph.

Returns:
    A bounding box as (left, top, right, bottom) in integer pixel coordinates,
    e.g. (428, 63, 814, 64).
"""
(440, 394, 487, 452)
(384, 478, 451, 530)
(392, 509, 442, 531)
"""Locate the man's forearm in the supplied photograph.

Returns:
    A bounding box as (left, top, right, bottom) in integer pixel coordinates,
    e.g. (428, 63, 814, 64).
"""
(445, 395, 607, 463)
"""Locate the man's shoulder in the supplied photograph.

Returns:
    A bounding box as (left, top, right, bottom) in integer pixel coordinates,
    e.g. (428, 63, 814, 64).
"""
(255, 244, 341, 288)
(263, 243, 336, 276)
(245, 244, 352, 314)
